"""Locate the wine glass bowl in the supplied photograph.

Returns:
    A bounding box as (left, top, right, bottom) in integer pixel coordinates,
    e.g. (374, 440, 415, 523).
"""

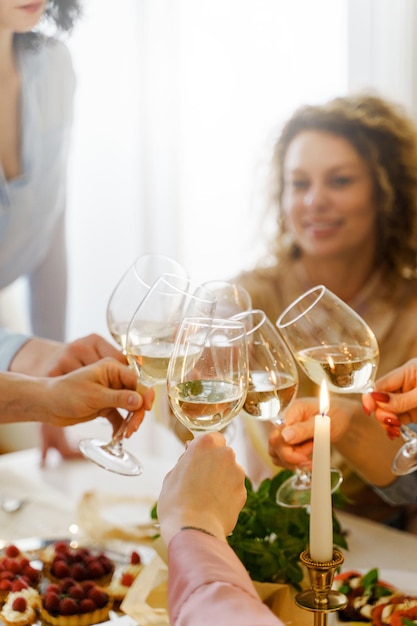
(106, 254, 188, 352)
(232, 309, 298, 424)
(277, 285, 379, 394)
(167, 317, 249, 438)
(202, 280, 252, 318)
(126, 274, 217, 387)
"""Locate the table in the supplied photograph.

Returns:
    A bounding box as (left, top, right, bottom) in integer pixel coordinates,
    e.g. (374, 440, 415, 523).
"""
(0, 447, 416, 575)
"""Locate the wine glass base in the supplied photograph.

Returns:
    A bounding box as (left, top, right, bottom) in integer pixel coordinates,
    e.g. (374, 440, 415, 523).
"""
(78, 438, 143, 477)
(392, 440, 417, 476)
(276, 468, 343, 508)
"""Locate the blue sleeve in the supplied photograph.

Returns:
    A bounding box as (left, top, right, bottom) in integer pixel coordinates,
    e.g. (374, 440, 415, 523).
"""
(373, 473, 417, 505)
(0, 328, 31, 371)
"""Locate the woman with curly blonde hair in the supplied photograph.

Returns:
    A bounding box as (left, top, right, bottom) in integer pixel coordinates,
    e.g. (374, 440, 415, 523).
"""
(236, 93, 417, 530)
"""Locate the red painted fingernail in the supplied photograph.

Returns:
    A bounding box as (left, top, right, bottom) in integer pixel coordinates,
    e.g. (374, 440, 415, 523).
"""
(371, 391, 390, 402)
(383, 417, 401, 427)
(386, 426, 401, 439)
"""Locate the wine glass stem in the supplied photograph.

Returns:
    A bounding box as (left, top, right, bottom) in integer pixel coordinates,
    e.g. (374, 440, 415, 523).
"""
(111, 411, 135, 445)
(293, 466, 312, 488)
(400, 424, 417, 445)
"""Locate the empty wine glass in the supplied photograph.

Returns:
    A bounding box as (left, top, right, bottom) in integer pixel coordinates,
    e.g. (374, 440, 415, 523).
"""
(107, 253, 188, 352)
(167, 317, 249, 438)
(276, 285, 380, 500)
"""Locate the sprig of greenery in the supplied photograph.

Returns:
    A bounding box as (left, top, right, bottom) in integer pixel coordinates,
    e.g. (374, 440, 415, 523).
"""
(227, 470, 348, 590)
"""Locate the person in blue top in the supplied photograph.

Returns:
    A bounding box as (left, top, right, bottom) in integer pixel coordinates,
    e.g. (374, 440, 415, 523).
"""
(0, 1, 134, 461)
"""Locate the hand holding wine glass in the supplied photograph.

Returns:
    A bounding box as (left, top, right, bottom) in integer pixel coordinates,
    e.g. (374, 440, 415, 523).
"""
(167, 317, 248, 438)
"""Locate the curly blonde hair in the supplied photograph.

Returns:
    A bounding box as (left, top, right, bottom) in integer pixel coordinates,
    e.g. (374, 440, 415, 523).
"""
(267, 93, 417, 280)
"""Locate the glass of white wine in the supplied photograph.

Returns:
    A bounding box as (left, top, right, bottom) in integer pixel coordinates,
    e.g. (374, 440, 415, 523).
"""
(234, 309, 324, 508)
(277, 285, 380, 394)
(276, 285, 380, 501)
(78, 255, 188, 476)
(106, 253, 188, 352)
(167, 317, 249, 439)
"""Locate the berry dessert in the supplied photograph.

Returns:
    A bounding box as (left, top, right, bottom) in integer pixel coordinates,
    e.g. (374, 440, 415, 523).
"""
(106, 549, 143, 606)
(40, 577, 111, 626)
(0, 587, 40, 626)
(0, 545, 41, 605)
(335, 569, 396, 622)
(41, 541, 115, 587)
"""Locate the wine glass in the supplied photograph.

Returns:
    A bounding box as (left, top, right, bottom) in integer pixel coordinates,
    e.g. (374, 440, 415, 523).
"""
(202, 280, 252, 318)
(167, 317, 249, 438)
(233, 309, 322, 508)
(106, 253, 188, 352)
(80, 273, 216, 475)
(391, 427, 417, 476)
(276, 285, 380, 394)
(276, 285, 380, 500)
(78, 255, 188, 476)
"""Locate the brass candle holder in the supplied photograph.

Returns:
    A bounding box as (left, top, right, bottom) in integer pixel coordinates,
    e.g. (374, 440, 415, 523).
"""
(295, 549, 348, 626)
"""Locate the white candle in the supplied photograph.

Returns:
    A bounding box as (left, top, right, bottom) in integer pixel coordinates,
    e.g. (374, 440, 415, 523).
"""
(309, 380, 333, 562)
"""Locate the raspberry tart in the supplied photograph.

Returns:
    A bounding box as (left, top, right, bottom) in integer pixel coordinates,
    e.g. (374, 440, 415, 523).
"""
(107, 549, 143, 606)
(42, 541, 115, 587)
(0, 588, 40, 626)
(0, 545, 41, 606)
(40, 577, 111, 626)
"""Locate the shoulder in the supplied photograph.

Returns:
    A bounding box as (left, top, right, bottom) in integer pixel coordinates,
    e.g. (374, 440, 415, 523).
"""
(21, 36, 75, 94)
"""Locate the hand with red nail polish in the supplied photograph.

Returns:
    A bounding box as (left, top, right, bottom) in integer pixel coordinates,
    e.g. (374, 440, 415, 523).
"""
(362, 357, 417, 428)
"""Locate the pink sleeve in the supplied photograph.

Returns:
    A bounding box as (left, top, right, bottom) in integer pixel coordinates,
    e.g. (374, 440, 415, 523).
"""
(168, 529, 283, 626)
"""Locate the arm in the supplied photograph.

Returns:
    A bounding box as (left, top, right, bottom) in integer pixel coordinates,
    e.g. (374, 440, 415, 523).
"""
(157, 433, 282, 626)
(168, 531, 282, 626)
(0, 358, 153, 430)
(269, 396, 403, 487)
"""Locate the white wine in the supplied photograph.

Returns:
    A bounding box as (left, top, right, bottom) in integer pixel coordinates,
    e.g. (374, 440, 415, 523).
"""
(127, 342, 175, 385)
(169, 380, 243, 434)
(243, 371, 297, 421)
(297, 345, 378, 393)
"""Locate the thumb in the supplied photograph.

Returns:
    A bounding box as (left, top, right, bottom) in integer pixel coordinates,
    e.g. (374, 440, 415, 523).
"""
(103, 389, 143, 412)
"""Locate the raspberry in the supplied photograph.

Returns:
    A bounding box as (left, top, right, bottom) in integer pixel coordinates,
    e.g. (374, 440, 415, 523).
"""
(45, 583, 61, 595)
(5, 545, 20, 558)
(59, 597, 78, 615)
(68, 584, 85, 600)
(44, 592, 60, 612)
(85, 561, 104, 578)
(79, 598, 96, 614)
(121, 572, 134, 587)
(87, 587, 108, 608)
(54, 541, 71, 555)
(23, 564, 40, 583)
(52, 561, 71, 578)
(0, 571, 14, 580)
(0, 580, 12, 590)
(71, 562, 87, 581)
(130, 551, 141, 565)
(11, 577, 29, 592)
(11, 596, 27, 612)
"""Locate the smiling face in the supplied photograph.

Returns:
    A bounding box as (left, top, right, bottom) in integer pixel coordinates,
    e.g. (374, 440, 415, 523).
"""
(281, 130, 378, 263)
(0, 0, 47, 34)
